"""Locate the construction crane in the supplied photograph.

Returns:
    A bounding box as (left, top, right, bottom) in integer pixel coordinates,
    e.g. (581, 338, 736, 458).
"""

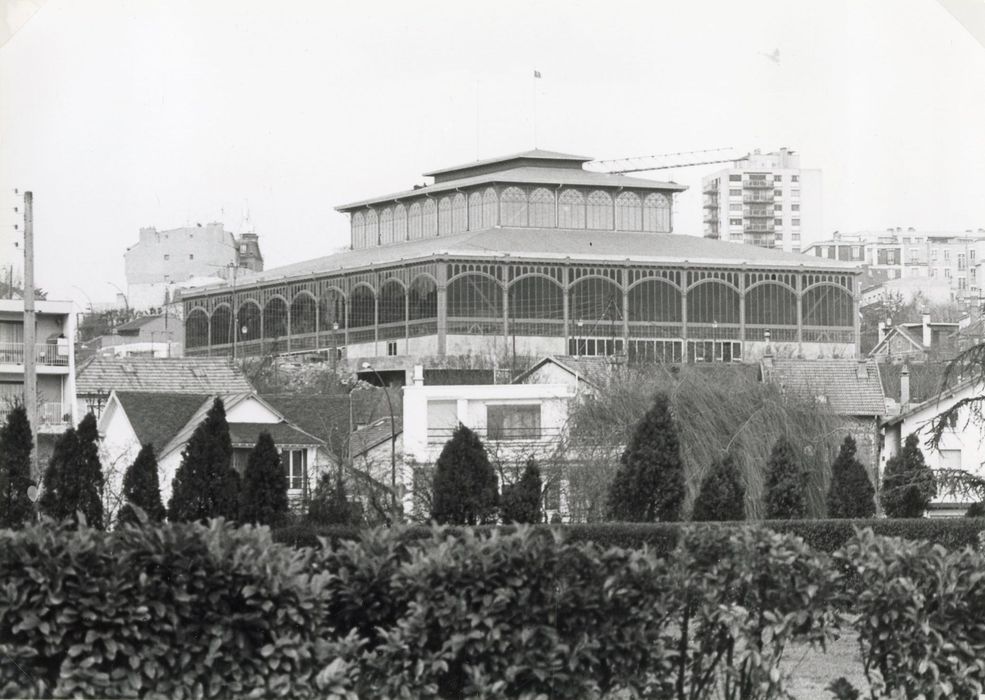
(586, 147, 747, 174)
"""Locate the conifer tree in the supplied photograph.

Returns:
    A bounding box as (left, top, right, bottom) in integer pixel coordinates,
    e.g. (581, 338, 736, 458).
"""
(881, 433, 937, 518)
(117, 443, 166, 526)
(308, 470, 360, 525)
(239, 431, 289, 526)
(39, 427, 80, 521)
(74, 413, 105, 529)
(606, 393, 685, 522)
(168, 398, 240, 522)
(431, 424, 499, 525)
(692, 454, 745, 522)
(827, 435, 875, 518)
(501, 457, 543, 524)
(764, 436, 807, 519)
(0, 403, 34, 529)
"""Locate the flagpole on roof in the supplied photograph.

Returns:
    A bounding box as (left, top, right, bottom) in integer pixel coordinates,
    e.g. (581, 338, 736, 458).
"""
(531, 69, 540, 148)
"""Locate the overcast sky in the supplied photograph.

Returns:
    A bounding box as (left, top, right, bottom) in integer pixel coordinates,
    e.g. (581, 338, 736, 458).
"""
(2, 0, 984, 307)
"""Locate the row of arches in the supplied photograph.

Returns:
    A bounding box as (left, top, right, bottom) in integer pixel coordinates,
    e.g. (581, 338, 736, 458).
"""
(185, 275, 853, 349)
(350, 187, 672, 248)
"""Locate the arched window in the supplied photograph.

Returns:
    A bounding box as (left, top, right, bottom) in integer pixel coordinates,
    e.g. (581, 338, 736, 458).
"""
(643, 193, 670, 232)
(364, 210, 379, 246)
(186, 309, 209, 349)
(687, 281, 739, 324)
(529, 188, 556, 228)
(448, 273, 502, 318)
(586, 190, 613, 230)
(291, 293, 317, 335)
(482, 187, 498, 228)
(558, 189, 585, 228)
(393, 204, 407, 241)
(351, 211, 365, 248)
(569, 277, 621, 326)
(422, 199, 437, 237)
(509, 276, 563, 320)
(378, 280, 406, 325)
(238, 301, 261, 341)
(451, 193, 467, 232)
(746, 283, 797, 325)
(210, 305, 231, 345)
(408, 202, 423, 240)
(803, 285, 853, 327)
(468, 192, 483, 230)
(615, 191, 642, 231)
(348, 285, 376, 328)
(438, 196, 452, 235)
(408, 275, 438, 320)
(500, 186, 528, 227)
(628, 280, 682, 322)
(379, 208, 394, 245)
(318, 289, 346, 331)
(263, 297, 288, 338)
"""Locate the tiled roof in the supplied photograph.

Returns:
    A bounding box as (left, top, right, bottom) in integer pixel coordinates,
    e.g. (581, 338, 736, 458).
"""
(183, 227, 857, 297)
(762, 358, 886, 416)
(350, 416, 402, 458)
(514, 355, 613, 386)
(261, 394, 351, 455)
(113, 315, 163, 333)
(115, 392, 209, 454)
(421, 149, 591, 177)
(228, 422, 324, 448)
(76, 356, 254, 395)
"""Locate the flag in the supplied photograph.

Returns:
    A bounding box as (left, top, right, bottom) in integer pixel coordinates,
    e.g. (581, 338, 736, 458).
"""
(533, 70, 541, 79)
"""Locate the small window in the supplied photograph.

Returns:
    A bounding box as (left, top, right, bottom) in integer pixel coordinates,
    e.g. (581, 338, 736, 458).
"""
(774, 203, 782, 211)
(792, 189, 800, 197)
(164, 254, 170, 261)
(386, 341, 398, 356)
(281, 449, 307, 490)
(942, 448, 962, 470)
(791, 204, 800, 212)
(792, 174, 800, 182)
(729, 203, 742, 212)
(774, 175, 782, 182)
(729, 188, 742, 196)
(792, 218, 801, 226)
(728, 174, 742, 182)
(774, 218, 783, 227)
(729, 218, 743, 226)
(774, 189, 783, 197)
(189, 254, 194, 260)
(487, 404, 541, 440)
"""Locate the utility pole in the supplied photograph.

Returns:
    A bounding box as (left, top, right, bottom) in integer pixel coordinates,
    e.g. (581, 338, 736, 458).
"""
(22, 191, 39, 483)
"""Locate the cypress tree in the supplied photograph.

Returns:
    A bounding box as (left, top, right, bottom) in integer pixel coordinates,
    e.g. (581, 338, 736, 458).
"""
(881, 433, 937, 518)
(431, 424, 499, 525)
(117, 443, 166, 526)
(39, 426, 80, 521)
(606, 393, 685, 522)
(0, 403, 34, 529)
(692, 454, 745, 522)
(764, 436, 808, 519)
(827, 435, 875, 518)
(74, 413, 105, 529)
(168, 398, 240, 522)
(308, 470, 359, 525)
(239, 432, 289, 526)
(501, 458, 543, 524)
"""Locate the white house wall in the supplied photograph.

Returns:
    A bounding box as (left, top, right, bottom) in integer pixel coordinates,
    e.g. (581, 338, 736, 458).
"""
(224, 396, 281, 423)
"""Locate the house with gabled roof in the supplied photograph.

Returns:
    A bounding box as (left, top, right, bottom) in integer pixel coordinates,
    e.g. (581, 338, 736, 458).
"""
(512, 355, 613, 394)
(98, 390, 330, 524)
(868, 315, 961, 363)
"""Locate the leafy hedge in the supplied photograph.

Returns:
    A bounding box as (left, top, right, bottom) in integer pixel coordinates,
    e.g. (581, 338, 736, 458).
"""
(273, 517, 985, 554)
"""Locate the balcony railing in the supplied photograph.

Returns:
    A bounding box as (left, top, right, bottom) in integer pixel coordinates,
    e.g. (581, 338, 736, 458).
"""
(0, 342, 69, 367)
(742, 193, 774, 203)
(743, 208, 774, 218)
(0, 402, 71, 429)
(744, 224, 776, 233)
(743, 179, 774, 189)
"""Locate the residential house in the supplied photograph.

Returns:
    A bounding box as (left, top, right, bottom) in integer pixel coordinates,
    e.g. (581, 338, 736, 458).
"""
(98, 390, 329, 523)
(75, 356, 254, 418)
(881, 377, 985, 517)
(868, 313, 961, 363)
(512, 355, 612, 395)
(760, 353, 887, 482)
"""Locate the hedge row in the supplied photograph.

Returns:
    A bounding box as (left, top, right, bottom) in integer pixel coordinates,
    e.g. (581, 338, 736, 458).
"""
(273, 517, 985, 554)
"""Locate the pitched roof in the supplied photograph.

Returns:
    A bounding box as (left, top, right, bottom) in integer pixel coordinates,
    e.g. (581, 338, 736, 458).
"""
(761, 358, 886, 416)
(868, 327, 925, 357)
(513, 355, 612, 387)
(114, 392, 209, 454)
(76, 356, 254, 395)
(228, 422, 324, 448)
(113, 315, 163, 333)
(183, 227, 857, 298)
(422, 149, 591, 177)
(349, 416, 403, 458)
(260, 394, 351, 455)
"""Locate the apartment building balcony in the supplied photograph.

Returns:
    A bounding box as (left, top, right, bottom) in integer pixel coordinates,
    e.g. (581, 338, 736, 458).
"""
(703, 199, 719, 209)
(0, 402, 72, 432)
(703, 214, 719, 224)
(702, 181, 719, 194)
(0, 342, 71, 371)
(742, 193, 774, 204)
(744, 223, 776, 234)
(743, 179, 774, 189)
(743, 208, 774, 218)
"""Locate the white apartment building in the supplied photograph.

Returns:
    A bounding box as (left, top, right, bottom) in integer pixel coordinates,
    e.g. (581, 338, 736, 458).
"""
(702, 148, 822, 253)
(0, 299, 78, 433)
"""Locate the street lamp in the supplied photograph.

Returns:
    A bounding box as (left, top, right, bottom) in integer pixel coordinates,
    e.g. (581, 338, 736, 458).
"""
(106, 282, 130, 313)
(361, 361, 400, 524)
(331, 321, 339, 372)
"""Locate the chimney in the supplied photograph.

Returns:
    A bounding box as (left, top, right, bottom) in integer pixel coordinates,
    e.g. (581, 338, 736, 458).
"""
(900, 364, 910, 407)
(877, 320, 887, 344)
(413, 364, 424, 387)
(922, 311, 931, 347)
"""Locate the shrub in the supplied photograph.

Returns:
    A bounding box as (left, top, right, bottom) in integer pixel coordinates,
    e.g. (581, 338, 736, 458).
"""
(430, 424, 498, 525)
(308, 470, 362, 526)
(239, 432, 289, 527)
(168, 398, 240, 523)
(835, 529, 985, 697)
(881, 433, 937, 518)
(0, 402, 33, 529)
(966, 502, 985, 518)
(691, 453, 745, 521)
(827, 435, 876, 518)
(117, 443, 166, 527)
(607, 392, 685, 522)
(764, 436, 807, 519)
(500, 457, 542, 524)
